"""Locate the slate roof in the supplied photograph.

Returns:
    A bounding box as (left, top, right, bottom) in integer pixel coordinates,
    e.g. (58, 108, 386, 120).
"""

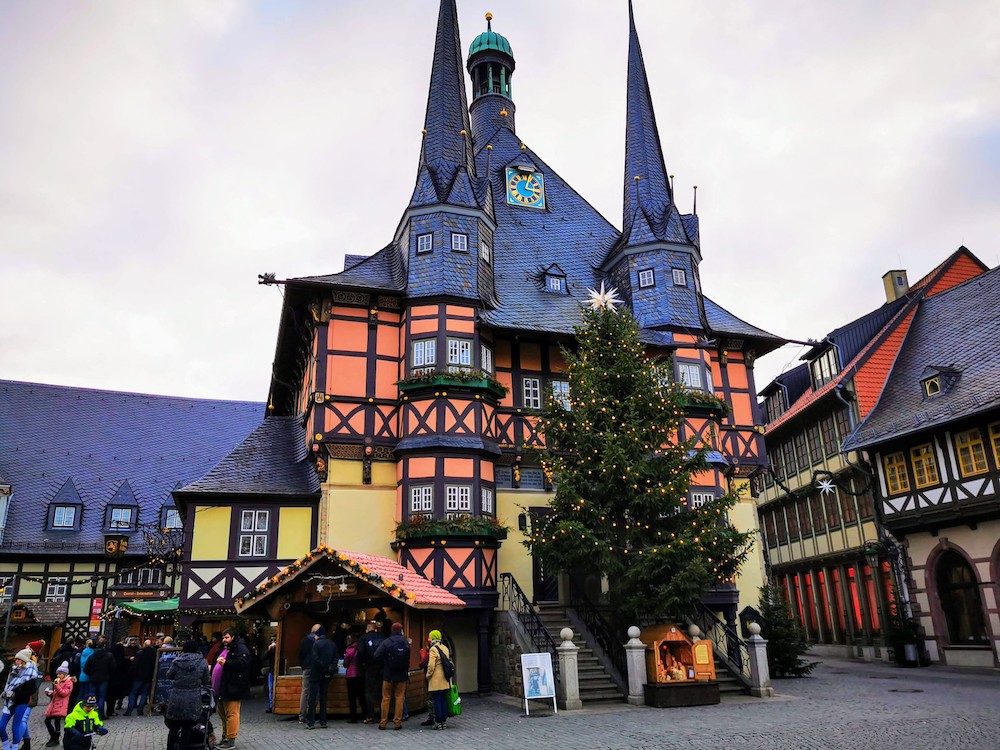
(0, 380, 262, 554)
(843, 265, 1000, 450)
(617, 1, 696, 255)
(292, 242, 405, 292)
(176, 416, 321, 497)
(395, 435, 501, 455)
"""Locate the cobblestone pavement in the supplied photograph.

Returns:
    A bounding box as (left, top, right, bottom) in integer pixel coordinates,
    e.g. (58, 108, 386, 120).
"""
(31, 659, 1000, 750)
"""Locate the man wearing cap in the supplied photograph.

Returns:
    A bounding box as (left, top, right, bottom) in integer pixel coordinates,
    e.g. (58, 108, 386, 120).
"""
(62, 696, 107, 750)
(372, 622, 410, 731)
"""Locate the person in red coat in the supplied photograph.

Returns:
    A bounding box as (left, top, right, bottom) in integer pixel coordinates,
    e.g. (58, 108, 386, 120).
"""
(44, 662, 74, 747)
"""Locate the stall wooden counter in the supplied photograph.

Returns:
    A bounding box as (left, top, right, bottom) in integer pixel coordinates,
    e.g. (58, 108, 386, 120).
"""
(274, 670, 428, 717)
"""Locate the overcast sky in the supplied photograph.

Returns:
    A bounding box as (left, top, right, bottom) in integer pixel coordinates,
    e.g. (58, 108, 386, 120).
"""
(3, 0, 998, 403)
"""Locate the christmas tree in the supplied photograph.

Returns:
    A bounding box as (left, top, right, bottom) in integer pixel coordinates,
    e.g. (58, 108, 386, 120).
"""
(526, 287, 752, 622)
(759, 582, 818, 677)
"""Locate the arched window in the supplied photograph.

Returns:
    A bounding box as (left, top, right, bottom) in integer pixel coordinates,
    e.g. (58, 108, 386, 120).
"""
(935, 551, 988, 645)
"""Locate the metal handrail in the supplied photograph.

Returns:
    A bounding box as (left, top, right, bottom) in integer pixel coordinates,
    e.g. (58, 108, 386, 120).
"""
(568, 581, 627, 683)
(497, 573, 559, 675)
(688, 602, 752, 688)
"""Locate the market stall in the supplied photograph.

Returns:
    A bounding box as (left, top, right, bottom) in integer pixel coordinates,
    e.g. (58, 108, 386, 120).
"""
(235, 546, 465, 716)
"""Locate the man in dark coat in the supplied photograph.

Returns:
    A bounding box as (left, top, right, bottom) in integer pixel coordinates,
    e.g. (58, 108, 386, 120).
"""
(305, 629, 339, 730)
(165, 641, 210, 750)
(373, 622, 410, 730)
(355, 621, 383, 724)
(296, 624, 319, 723)
(81, 639, 115, 720)
(49, 637, 77, 682)
(214, 629, 250, 749)
(124, 640, 156, 716)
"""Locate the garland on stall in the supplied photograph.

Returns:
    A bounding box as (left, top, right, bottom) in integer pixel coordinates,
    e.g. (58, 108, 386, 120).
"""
(235, 546, 417, 609)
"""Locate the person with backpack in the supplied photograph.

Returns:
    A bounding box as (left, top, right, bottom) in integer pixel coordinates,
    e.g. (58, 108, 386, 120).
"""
(372, 622, 410, 731)
(355, 621, 382, 725)
(305, 629, 338, 730)
(424, 630, 454, 730)
(0, 649, 41, 750)
(81, 640, 114, 721)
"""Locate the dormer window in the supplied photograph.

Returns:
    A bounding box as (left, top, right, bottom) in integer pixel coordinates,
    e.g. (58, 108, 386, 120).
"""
(810, 347, 840, 389)
(638, 269, 655, 288)
(546, 275, 565, 293)
(163, 507, 182, 530)
(417, 233, 433, 254)
(672, 268, 687, 286)
(451, 233, 468, 253)
(923, 376, 941, 398)
(52, 505, 77, 528)
(110, 507, 134, 530)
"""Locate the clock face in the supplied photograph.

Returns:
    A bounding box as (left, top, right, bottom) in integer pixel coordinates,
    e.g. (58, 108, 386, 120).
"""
(506, 168, 545, 209)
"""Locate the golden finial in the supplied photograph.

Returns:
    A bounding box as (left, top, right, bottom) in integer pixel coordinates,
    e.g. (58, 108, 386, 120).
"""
(486, 145, 493, 151)
(520, 143, 526, 150)
(421, 129, 427, 134)
(500, 108, 508, 117)
(460, 129, 467, 135)
(634, 175, 641, 180)
(486, 12, 493, 21)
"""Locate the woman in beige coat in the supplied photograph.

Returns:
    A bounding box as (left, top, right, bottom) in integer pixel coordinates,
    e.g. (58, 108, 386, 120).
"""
(424, 630, 452, 730)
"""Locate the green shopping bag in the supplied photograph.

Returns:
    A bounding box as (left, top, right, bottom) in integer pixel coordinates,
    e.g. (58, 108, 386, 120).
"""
(448, 683, 462, 717)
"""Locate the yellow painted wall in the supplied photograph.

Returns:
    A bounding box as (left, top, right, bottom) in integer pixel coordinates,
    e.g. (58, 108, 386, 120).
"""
(323, 486, 397, 557)
(496, 490, 551, 602)
(277, 507, 314, 559)
(68, 599, 90, 618)
(191, 506, 231, 561)
(19, 580, 41, 596)
(730, 481, 766, 610)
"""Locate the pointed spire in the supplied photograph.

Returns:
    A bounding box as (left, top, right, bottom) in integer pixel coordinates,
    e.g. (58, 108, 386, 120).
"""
(621, 1, 690, 248)
(411, 0, 478, 209)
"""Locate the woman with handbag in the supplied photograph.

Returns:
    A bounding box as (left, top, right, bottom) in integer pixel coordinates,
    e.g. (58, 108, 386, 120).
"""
(423, 631, 452, 731)
(0, 649, 41, 750)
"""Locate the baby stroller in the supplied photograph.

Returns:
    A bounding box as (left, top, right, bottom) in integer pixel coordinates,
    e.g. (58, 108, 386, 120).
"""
(166, 687, 217, 750)
(188, 687, 217, 750)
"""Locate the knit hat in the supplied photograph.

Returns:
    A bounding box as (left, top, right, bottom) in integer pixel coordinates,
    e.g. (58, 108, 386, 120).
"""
(83, 695, 98, 707)
(27, 640, 45, 655)
(391, 622, 403, 634)
(57, 661, 70, 674)
(14, 648, 33, 663)
(428, 630, 442, 642)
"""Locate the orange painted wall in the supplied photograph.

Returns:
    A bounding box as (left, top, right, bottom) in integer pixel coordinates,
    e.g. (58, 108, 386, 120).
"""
(328, 355, 367, 398)
(444, 458, 475, 478)
(375, 360, 398, 400)
(407, 457, 436, 479)
(520, 342, 542, 371)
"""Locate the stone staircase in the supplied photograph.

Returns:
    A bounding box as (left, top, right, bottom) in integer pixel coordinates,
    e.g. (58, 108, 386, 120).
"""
(535, 602, 625, 704)
(712, 653, 748, 695)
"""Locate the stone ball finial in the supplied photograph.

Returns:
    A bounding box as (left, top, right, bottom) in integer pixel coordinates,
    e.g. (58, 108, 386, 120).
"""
(627, 626, 640, 639)
(687, 624, 701, 639)
(559, 627, 573, 642)
(748, 622, 762, 636)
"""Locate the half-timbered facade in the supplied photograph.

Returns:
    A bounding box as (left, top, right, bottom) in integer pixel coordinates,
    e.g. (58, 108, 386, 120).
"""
(179, 1, 784, 693)
(843, 261, 1000, 667)
(757, 247, 989, 661)
(0, 380, 261, 659)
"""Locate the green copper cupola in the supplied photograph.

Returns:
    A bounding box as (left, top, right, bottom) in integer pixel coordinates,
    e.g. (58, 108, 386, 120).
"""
(468, 12, 516, 145)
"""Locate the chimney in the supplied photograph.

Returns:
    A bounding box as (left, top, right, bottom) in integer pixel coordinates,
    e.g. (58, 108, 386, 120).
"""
(882, 269, 909, 303)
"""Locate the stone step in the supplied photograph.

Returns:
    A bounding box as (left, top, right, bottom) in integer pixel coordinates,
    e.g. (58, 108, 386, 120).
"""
(580, 691, 625, 702)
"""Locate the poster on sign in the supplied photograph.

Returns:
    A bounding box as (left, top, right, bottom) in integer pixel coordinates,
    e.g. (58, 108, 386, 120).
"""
(519, 652, 557, 715)
(88, 598, 104, 635)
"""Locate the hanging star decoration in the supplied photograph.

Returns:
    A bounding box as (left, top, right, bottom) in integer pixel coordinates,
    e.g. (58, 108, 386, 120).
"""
(587, 282, 621, 311)
(338, 581, 349, 592)
(316, 583, 324, 594)
(816, 477, 836, 495)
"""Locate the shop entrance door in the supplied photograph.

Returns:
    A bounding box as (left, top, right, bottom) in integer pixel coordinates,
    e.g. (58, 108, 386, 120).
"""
(530, 508, 559, 602)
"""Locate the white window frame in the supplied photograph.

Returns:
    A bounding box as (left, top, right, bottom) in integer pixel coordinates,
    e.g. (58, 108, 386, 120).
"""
(451, 233, 468, 253)
(481, 487, 495, 515)
(0, 578, 12, 605)
(678, 363, 704, 391)
(163, 508, 182, 529)
(417, 233, 433, 254)
(238, 509, 269, 558)
(110, 507, 133, 529)
(53, 505, 76, 528)
(551, 380, 571, 410)
(138, 567, 164, 587)
(638, 269, 655, 288)
(672, 268, 687, 286)
(447, 338, 472, 370)
(690, 492, 714, 509)
(412, 339, 437, 370)
(480, 344, 494, 374)
(546, 275, 564, 293)
(480, 241, 492, 264)
(523, 377, 541, 409)
(445, 485, 472, 513)
(410, 485, 433, 514)
(45, 576, 68, 603)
